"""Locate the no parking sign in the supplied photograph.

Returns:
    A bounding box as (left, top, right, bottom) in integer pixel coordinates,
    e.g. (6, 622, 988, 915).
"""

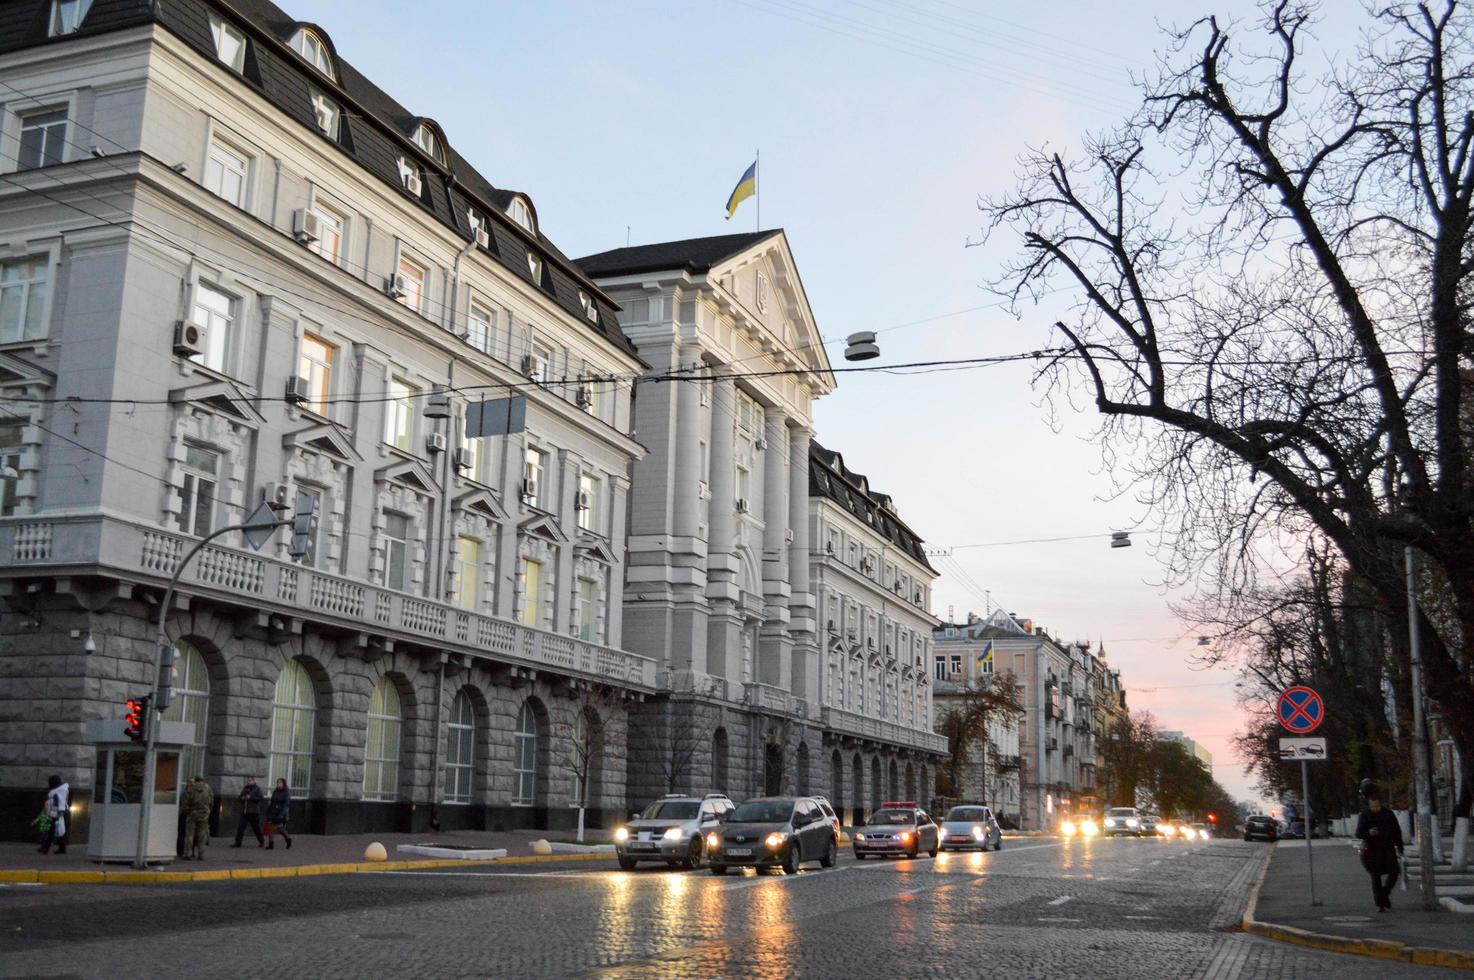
(1276, 686, 1325, 734)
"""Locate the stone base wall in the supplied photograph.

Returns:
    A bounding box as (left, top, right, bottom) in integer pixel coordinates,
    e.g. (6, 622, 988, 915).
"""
(0, 594, 633, 841)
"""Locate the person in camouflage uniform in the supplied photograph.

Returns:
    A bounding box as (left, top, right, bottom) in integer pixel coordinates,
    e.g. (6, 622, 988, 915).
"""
(182, 776, 214, 861)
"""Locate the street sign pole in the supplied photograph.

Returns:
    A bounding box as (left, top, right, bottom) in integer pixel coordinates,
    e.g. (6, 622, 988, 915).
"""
(1276, 687, 1326, 909)
(1302, 758, 1317, 906)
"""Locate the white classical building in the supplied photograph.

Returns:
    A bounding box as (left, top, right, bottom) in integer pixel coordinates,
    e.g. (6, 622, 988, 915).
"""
(580, 232, 946, 812)
(0, 0, 650, 837)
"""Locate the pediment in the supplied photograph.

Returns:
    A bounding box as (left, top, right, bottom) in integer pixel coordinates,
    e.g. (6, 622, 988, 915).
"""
(455, 487, 509, 522)
(283, 423, 362, 463)
(375, 456, 439, 495)
(0, 353, 53, 392)
(519, 512, 571, 545)
(574, 535, 618, 564)
(710, 232, 834, 390)
(169, 379, 266, 427)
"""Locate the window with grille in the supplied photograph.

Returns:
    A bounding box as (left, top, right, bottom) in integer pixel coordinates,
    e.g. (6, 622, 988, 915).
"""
(363, 678, 402, 802)
(444, 691, 474, 805)
(268, 661, 316, 795)
(161, 641, 211, 779)
(512, 701, 537, 806)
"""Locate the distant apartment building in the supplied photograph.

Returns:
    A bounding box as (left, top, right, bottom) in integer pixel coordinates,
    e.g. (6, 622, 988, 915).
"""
(1159, 731, 1213, 771)
(932, 675, 1025, 826)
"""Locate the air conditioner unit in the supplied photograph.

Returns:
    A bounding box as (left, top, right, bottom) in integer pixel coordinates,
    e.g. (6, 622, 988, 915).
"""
(521, 354, 539, 379)
(474, 226, 491, 249)
(284, 376, 310, 406)
(173, 320, 205, 357)
(385, 273, 408, 299)
(402, 170, 423, 197)
(575, 386, 593, 409)
(735, 498, 750, 513)
(262, 482, 290, 511)
(292, 209, 322, 245)
(576, 491, 591, 511)
(520, 478, 537, 503)
(452, 447, 473, 470)
(426, 432, 447, 454)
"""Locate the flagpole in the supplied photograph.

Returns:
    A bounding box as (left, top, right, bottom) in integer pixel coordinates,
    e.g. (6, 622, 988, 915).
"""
(755, 148, 760, 232)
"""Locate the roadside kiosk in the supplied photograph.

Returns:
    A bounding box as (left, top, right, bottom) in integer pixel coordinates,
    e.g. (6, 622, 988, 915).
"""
(84, 718, 194, 864)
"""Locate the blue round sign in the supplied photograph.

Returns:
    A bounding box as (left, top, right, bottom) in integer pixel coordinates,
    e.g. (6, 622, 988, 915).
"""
(1277, 686, 1325, 734)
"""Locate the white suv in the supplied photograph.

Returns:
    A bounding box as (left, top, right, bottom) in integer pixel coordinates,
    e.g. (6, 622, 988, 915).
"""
(1102, 807, 1143, 837)
(614, 794, 734, 870)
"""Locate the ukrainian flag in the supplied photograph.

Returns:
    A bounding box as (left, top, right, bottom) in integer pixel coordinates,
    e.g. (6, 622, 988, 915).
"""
(977, 641, 994, 669)
(724, 160, 757, 219)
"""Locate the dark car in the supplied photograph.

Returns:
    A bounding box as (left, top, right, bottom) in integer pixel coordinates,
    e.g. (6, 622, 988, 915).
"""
(707, 797, 839, 875)
(1243, 815, 1279, 843)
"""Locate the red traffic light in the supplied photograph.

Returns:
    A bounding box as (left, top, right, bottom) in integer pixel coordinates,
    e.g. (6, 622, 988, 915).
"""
(124, 696, 148, 742)
(1207, 813, 1218, 823)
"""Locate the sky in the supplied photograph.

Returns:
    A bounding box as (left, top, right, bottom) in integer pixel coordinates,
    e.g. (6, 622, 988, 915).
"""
(281, 0, 1372, 804)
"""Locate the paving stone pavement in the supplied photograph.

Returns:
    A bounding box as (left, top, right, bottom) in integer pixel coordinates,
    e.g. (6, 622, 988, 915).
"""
(0, 838, 1463, 978)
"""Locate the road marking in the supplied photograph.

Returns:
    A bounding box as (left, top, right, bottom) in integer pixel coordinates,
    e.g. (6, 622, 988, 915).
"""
(1123, 915, 1160, 920)
(371, 870, 604, 879)
(1047, 895, 1074, 906)
(1036, 917, 1083, 922)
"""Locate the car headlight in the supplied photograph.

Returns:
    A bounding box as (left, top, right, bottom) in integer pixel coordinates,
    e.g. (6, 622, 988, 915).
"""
(855, 833, 866, 841)
(1061, 820, 1076, 836)
(707, 833, 720, 850)
(1126, 818, 1139, 828)
(765, 832, 786, 850)
(1104, 818, 1116, 827)
(613, 827, 629, 843)
(1081, 820, 1098, 837)
(663, 827, 685, 841)
(972, 826, 986, 840)
(1200, 829, 1210, 840)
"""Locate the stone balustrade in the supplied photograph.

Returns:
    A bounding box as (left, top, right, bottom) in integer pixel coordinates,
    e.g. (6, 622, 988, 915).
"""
(821, 704, 949, 755)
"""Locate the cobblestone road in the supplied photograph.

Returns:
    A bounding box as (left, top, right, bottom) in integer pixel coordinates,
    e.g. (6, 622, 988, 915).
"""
(0, 838, 1462, 978)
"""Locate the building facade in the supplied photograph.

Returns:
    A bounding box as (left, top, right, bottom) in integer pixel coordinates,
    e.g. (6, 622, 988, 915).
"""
(0, 0, 651, 837)
(580, 233, 946, 816)
(931, 676, 1025, 826)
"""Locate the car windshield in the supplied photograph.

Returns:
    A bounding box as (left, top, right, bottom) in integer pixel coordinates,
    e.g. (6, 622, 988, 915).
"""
(639, 801, 699, 820)
(870, 809, 915, 825)
(729, 801, 794, 823)
(946, 807, 988, 822)
(1107, 808, 1137, 817)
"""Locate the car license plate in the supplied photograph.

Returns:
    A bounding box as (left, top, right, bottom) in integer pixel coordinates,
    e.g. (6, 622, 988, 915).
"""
(726, 848, 753, 857)
(949, 836, 969, 843)
(629, 843, 656, 851)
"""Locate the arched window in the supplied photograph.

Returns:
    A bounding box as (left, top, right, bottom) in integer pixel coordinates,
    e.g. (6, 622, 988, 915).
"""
(830, 750, 843, 802)
(851, 753, 864, 821)
(363, 678, 402, 801)
(162, 641, 210, 779)
(413, 124, 445, 165)
(508, 197, 535, 235)
(796, 742, 810, 796)
(512, 701, 538, 807)
(905, 761, 916, 801)
(869, 757, 882, 813)
(269, 660, 316, 794)
(712, 727, 729, 796)
(291, 28, 334, 78)
(888, 758, 900, 800)
(444, 690, 475, 805)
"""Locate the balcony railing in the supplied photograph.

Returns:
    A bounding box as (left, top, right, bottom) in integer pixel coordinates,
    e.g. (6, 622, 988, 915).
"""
(4, 515, 657, 689)
(820, 705, 948, 755)
(745, 681, 791, 715)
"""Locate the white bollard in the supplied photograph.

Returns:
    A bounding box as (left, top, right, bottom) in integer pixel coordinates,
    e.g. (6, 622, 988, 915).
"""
(1451, 816, 1470, 873)
(531, 838, 553, 856)
(364, 841, 388, 862)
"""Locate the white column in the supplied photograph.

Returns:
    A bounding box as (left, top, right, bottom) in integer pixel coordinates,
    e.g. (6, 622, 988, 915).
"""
(759, 408, 791, 689)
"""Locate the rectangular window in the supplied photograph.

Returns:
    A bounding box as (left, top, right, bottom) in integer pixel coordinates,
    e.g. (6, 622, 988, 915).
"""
(384, 376, 417, 451)
(204, 138, 249, 208)
(310, 203, 344, 265)
(577, 472, 601, 534)
(383, 512, 409, 591)
(18, 110, 67, 170)
(178, 444, 219, 537)
(0, 423, 22, 516)
(523, 446, 546, 509)
(296, 486, 323, 568)
(467, 302, 494, 355)
(518, 558, 542, 628)
(297, 334, 334, 416)
(190, 282, 236, 374)
(575, 578, 596, 642)
(454, 536, 479, 612)
(208, 13, 246, 72)
(0, 256, 49, 343)
(591, 380, 614, 422)
(527, 341, 552, 382)
(736, 464, 751, 505)
(397, 255, 426, 314)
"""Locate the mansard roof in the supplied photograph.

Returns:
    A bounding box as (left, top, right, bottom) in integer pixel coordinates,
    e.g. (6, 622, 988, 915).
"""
(810, 440, 934, 572)
(0, 0, 637, 359)
(575, 231, 782, 279)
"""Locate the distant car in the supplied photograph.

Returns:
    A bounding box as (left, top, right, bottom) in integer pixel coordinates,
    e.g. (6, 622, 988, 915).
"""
(1284, 819, 1331, 840)
(1243, 815, 1279, 842)
(1102, 807, 1143, 837)
(938, 804, 1003, 852)
(614, 794, 733, 870)
(1187, 822, 1211, 841)
(1139, 813, 1160, 836)
(852, 802, 940, 859)
(707, 797, 838, 875)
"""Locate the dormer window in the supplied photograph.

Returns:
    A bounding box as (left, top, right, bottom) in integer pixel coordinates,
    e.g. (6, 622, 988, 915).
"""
(413, 125, 445, 165)
(310, 91, 340, 139)
(509, 197, 535, 235)
(209, 14, 247, 73)
(292, 29, 334, 79)
(578, 292, 598, 323)
(396, 157, 423, 197)
(526, 252, 543, 285)
(49, 0, 93, 35)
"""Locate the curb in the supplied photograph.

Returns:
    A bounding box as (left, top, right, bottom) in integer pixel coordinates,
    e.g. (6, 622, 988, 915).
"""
(1240, 851, 1474, 970)
(0, 850, 614, 885)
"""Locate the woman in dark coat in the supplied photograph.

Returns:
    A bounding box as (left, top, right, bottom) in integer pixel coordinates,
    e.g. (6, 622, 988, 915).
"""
(264, 777, 293, 850)
(1354, 791, 1404, 911)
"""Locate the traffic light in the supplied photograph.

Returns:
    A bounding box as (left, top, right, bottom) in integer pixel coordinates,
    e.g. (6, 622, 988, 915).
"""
(288, 490, 319, 560)
(124, 696, 150, 742)
(156, 645, 180, 713)
(1207, 813, 1218, 823)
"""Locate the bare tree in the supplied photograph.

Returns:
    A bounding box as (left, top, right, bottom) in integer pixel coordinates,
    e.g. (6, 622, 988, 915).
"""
(656, 701, 713, 795)
(936, 672, 1025, 803)
(554, 684, 627, 842)
(983, 0, 1474, 823)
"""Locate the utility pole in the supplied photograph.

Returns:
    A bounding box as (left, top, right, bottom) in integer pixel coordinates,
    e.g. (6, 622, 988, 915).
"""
(1405, 545, 1441, 911)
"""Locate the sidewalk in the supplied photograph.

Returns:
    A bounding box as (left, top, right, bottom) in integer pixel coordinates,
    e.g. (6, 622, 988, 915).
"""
(0, 827, 615, 884)
(1246, 838, 1474, 969)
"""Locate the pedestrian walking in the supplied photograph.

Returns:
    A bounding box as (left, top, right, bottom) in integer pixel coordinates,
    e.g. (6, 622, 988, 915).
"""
(264, 777, 292, 850)
(1354, 790, 1404, 911)
(231, 776, 266, 848)
(35, 775, 69, 855)
(182, 776, 214, 861)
